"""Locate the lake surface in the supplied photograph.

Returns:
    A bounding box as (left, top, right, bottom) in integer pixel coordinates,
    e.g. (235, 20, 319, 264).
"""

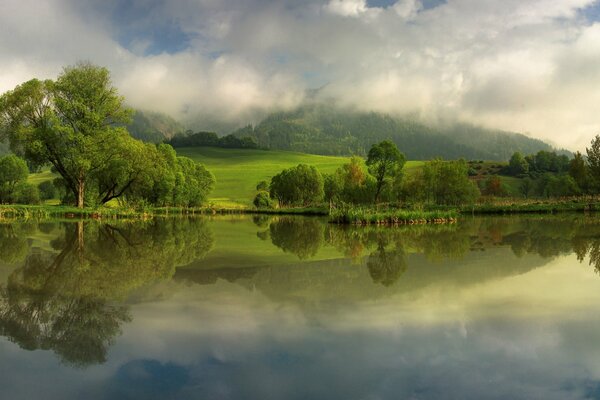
(1, 215, 600, 399)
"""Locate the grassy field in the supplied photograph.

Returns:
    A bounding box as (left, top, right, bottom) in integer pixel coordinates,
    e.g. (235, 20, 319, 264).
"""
(177, 147, 423, 207)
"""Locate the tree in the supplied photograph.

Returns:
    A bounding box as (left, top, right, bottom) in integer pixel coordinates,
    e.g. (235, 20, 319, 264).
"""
(0, 63, 132, 208)
(520, 177, 534, 198)
(569, 151, 589, 193)
(270, 164, 324, 207)
(508, 152, 529, 176)
(366, 140, 406, 203)
(0, 154, 29, 203)
(482, 175, 507, 197)
(422, 159, 480, 205)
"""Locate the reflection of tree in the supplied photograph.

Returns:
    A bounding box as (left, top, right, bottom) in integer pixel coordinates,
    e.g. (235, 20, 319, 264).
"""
(270, 217, 323, 260)
(0, 224, 29, 264)
(0, 218, 214, 367)
(367, 240, 407, 287)
(326, 224, 468, 263)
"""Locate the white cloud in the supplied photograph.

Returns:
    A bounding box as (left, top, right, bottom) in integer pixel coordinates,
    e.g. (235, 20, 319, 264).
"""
(1, 0, 600, 149)
(325, 0, 369, 17)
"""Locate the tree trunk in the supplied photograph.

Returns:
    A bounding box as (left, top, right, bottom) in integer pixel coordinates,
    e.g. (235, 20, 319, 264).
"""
(76, 180, 85, 209)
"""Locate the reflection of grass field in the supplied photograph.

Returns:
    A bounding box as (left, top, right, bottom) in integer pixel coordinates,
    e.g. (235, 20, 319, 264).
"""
(27, 147, 425, 207)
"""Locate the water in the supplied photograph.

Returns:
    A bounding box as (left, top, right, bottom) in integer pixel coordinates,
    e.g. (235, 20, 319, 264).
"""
(1, 215, 600, 399)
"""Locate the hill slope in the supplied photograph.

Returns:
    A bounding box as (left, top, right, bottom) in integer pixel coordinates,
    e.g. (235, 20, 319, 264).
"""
(231, 104, 557, 161)
(177, 147, 422, 207)
(126, 109, 185, 143)
(176, 147, 349, 207)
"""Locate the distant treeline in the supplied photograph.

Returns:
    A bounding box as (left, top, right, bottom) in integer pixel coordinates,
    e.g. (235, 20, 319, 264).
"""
(229, 104, 562, 160)
(168, 131, 259, 149)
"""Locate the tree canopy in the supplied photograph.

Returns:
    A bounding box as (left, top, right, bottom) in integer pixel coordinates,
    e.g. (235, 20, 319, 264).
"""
(366, 140, 406, 203)
(0, 63, 214, 208)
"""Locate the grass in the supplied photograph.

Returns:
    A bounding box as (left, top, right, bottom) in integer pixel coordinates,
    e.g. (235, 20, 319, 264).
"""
(329, 205, 458, 225)
(177, 147, 423, 207)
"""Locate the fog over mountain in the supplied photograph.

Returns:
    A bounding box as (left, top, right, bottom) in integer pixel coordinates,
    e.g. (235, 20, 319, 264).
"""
(2, 0, 600, 151)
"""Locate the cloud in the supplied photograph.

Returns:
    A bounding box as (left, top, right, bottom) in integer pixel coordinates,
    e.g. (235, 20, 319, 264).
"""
(325, 0, 369, 17)
(1, 0, 600, 149)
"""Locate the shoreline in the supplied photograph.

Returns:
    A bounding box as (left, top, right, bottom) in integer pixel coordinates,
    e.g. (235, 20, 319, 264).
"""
(1, 199, 599, 222)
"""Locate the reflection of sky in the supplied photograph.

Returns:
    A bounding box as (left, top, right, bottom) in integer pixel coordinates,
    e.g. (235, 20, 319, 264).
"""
(3, 255, 600, 399)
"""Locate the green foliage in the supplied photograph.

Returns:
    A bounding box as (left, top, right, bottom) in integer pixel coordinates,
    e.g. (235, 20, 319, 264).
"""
(38, 180, 57, 200)
(329, 204, 458, 224)
(402, 159, 479, 206)
(169, 132, 258, 149)
(270, 164, 324, 207)
(253, 191, 273, 208)
(14, 182, 40, 205)
(366, 140, 406, 203)
(587, 135, 600, 189)
(536, 174, 581, 198)
(508, 152, 529, 175)
(0, 62, 133, 208)
(0, 64, 215, 209)
(0, 154, 29, 203)
(256, 180, 269, 191)
(324, 156, 376, 204)
(569, 151, 589, 193)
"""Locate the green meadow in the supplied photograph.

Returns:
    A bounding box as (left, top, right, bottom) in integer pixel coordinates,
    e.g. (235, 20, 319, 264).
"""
(178, 147, 424, 207)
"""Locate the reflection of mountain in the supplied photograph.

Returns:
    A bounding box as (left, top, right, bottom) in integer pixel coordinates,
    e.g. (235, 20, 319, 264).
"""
(0, 219, 214, 367)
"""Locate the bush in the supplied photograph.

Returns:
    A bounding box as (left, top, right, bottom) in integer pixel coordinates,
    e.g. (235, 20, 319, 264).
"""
(256, 180, 269, 191)
(38, 181, 57, 200)
(253, 191, 273, 208)
(270, 164, 324, 207)
(14, 183, 40, 205)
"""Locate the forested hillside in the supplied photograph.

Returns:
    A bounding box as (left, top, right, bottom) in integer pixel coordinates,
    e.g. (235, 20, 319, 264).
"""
(0, 141, 8, 156)
(126, 109, 185, 143)
(230, 104, 559, 161)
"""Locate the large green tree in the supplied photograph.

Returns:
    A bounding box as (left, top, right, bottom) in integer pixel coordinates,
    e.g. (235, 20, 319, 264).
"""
(366, 140, 406, 203)
(0, 63, 132, 208)
(270, 164, 324, 207)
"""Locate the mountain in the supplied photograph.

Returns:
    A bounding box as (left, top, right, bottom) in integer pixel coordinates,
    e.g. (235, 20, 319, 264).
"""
(126, 109, 186, 143)
(231, 104, 560, 161)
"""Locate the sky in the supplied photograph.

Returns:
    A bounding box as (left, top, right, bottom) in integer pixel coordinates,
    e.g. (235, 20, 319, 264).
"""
(1, 0, 600, 150)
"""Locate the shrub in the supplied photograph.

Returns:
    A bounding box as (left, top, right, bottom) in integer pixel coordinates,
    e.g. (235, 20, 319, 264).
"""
(38, 181, 57, 200)
(253, 191, 273, 208)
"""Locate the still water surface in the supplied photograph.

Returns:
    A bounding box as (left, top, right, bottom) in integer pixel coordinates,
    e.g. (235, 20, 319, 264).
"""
(1, 215, 600, 399)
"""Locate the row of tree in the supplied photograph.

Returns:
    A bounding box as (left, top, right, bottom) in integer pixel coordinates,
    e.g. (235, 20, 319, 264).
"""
(168, 131, 258, 149)
(255, 140, 479, 208)
(504, 136, 600, 197)
(0, 63, 214, 208)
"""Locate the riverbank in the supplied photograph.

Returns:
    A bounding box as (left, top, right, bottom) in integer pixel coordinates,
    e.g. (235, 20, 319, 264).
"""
(329, 206, 458, 225)
(0, 204, 330, 220)
(1, 198, 600, 222)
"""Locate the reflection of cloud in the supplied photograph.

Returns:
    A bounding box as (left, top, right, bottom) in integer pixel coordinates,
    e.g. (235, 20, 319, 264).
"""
(2, 243, 600, 398)
(2, 0, 600, 148)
